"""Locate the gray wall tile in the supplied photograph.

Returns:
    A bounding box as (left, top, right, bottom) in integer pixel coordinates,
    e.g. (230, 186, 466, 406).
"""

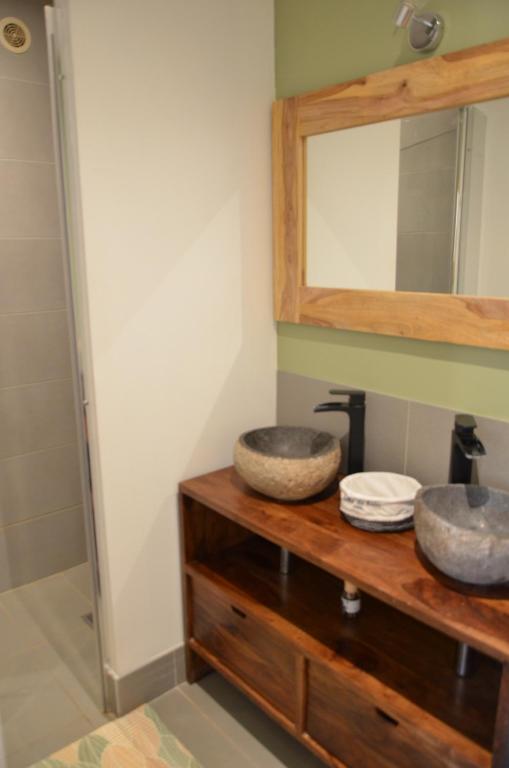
(0, 0, 49, 84)
(0, 310, 71, 387)
(0, 379, 77, 459)
(0, 0, 86, 586)
(0, 160, 59, 238)
(0, 79, 52, 161)
(0, 443, 82, 527)
(401, 401, 454, 486)
(277, 371, 351, 472)
(397, 167, 455, 235)
(0, 505, 86, 591)
(277, 371, 408, 475)
(277, 371, 348, 436)
(400, 129, 457, 174)
(277, 372, 508, 497)
(400, 109, 458, 149)
(364, 391, 408, 474)
(475, 416, 509, 493)
(396, 232, 452, 293)
(0, 239, 65, 313)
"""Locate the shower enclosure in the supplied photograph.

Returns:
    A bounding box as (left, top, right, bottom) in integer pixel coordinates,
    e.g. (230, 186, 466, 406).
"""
(0, 2, 105, 765)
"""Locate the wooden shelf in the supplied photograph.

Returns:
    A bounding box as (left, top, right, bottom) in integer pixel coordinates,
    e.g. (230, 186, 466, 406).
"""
(180, 466, 509, 767)
(180, 466, 509, 662)
(187, 535, 499, 752)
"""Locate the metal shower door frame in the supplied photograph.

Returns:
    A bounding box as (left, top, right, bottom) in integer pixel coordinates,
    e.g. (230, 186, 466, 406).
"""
(45, 4, 108, 713)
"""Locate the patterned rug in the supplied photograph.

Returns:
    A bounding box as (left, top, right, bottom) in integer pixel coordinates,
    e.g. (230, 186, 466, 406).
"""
(31, 705, 202, 768)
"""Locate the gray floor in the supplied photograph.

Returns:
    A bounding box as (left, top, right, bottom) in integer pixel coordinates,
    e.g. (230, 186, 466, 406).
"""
(152, 673, 323, 768)
(0, 564, 107, 768)
(2, 565, 326, 768)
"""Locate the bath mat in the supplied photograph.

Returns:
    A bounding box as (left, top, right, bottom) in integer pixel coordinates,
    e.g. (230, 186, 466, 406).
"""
(31, 704, 202, 768)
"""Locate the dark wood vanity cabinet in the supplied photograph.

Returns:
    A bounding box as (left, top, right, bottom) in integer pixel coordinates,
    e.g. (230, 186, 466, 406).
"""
(179, 467, 509, 768)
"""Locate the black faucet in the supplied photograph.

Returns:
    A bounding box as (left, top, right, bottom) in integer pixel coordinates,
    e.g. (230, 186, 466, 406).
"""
(449, 414, 486, 484)
(314, 389, 366, 474)
(449, 414, 486, 679)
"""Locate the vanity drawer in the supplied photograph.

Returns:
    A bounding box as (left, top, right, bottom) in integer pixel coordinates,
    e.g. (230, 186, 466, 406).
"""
(306, 659, 487, 768)
(191, 578, 296, 721)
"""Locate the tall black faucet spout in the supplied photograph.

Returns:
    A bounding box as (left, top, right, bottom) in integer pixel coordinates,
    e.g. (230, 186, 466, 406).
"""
(449, 414, 486, 484)
(314, 402, 350, 413)
(313, 390, 365, 475)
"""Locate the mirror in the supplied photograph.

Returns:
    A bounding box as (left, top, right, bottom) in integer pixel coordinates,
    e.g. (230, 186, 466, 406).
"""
(306, 98, 509, 298)
(273, 37, 509, 349)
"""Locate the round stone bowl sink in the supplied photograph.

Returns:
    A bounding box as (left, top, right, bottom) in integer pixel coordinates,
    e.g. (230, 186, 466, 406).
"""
(234, 427, 340, 501)
(414, 484, 509, 585)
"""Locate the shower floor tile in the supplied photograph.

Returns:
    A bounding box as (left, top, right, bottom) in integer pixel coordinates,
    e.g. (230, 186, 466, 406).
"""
(0, 565, 107, 768)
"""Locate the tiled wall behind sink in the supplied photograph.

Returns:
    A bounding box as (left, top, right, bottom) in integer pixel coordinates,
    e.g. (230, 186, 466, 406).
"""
(277, 372, 509, 492)
(0, 0, 86, 590)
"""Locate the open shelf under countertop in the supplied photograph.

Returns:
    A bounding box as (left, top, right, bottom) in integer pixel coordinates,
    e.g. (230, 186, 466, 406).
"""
(180, 465, 509, 662)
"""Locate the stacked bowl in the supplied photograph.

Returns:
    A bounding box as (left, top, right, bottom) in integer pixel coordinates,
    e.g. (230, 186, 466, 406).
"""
(339, 472, 421, 532)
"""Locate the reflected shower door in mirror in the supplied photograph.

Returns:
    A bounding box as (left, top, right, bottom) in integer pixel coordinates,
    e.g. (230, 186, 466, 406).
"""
(306, 98, 509, 298)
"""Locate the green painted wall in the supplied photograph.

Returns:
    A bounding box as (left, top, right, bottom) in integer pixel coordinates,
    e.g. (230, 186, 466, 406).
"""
(275, 0, 509, 421)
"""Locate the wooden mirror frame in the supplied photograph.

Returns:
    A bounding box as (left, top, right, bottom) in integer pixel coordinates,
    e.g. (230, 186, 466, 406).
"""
(273, 38, 509, 350)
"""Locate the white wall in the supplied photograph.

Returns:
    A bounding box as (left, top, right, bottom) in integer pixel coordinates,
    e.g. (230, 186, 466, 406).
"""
(58, 0, 276, 677)
(306, 121, 400, 290)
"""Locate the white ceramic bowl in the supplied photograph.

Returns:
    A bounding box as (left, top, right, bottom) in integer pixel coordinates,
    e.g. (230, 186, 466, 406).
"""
(340, 472, 421, 522)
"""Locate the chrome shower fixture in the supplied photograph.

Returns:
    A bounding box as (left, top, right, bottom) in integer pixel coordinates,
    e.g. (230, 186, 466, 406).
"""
(393, 1, 444, 52)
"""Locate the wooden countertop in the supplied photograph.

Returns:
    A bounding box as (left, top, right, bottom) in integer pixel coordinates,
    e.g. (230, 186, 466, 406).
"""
(180, 466, 509, 662)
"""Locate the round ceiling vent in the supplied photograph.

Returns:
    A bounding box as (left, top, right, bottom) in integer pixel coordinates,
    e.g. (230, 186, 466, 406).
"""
(0, 17, 31, 54)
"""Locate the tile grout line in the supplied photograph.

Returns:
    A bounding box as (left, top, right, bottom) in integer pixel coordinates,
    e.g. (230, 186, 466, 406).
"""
(0, 375, 74, 394)
(0, 157, 55, 166)
(0, 75, 49, 87)
(0, 307, 67, 318)
(0, 375, 73, 393)
(0, 503, 84, 533)
(0, 439, 79, 464)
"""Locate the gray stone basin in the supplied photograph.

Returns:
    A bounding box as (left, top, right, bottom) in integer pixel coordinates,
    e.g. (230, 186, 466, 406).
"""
(414, 485, 509, 585)
(234, 427, 340, 501)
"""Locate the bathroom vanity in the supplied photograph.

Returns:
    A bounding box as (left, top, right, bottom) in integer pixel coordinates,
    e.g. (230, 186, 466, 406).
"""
(180, 467, 509, 768)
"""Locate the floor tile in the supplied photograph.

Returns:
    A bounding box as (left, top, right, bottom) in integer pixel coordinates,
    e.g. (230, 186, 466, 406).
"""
(153, 673, 323, 768)
(6, 570, 92, 640)
(181, 675, 323, 768)
(0, 654, 83, 755)
(64, 563, 93, 602)
(5, 571, 102, 707)
(151, 686, 259, 768)
(0, 568, 105, 767)
(50, 652, 106, 729)
(7, 716, 94, 768)
(0, 600, 46, 658)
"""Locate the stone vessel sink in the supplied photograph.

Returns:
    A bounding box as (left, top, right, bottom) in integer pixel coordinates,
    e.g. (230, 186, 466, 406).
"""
(234, 427, 340, 501)
(414, 484, 509, 585)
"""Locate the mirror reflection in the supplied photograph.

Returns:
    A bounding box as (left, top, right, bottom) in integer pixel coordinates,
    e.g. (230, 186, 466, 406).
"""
(306, 98, 509, 298)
